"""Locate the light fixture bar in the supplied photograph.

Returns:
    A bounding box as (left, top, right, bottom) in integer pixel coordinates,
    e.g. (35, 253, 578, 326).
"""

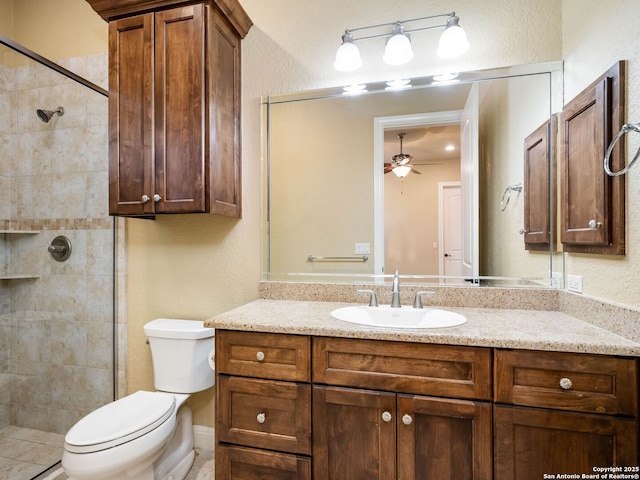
(343, 12, 455, 42)
(334, 11, 469, 72)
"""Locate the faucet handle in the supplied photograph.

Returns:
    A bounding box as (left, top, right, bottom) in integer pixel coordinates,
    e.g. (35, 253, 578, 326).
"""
(357, 289, 379, 307)
(413, 291, 436, 309)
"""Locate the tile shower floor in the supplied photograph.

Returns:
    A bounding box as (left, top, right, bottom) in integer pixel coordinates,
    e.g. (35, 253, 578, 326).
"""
(0, 426, 215, 480)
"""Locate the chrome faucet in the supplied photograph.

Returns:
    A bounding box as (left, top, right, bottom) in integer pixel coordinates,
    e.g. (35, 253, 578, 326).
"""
(391, 270, 401, 308)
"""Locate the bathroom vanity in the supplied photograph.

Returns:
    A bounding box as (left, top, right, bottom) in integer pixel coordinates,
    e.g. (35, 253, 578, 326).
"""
(208, 297, 640, 480)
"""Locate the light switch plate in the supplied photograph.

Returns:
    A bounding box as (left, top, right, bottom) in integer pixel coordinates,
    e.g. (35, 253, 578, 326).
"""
(355, 243, 370, 255)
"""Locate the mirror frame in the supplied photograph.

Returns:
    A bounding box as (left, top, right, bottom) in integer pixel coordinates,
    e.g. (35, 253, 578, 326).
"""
(262, 61, 565, 287)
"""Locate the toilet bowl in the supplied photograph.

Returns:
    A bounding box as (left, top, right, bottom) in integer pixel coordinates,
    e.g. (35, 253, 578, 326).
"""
(62, 319, 215, 480)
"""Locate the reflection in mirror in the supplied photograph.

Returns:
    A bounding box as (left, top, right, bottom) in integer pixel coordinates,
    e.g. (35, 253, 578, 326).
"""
(263, 63, 564, 286)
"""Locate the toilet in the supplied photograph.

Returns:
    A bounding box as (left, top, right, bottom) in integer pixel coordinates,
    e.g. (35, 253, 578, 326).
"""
(61, 319, 215, 480)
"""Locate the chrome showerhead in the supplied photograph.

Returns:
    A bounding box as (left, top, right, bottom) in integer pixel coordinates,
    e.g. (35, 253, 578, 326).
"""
(36, 106, 64, 123)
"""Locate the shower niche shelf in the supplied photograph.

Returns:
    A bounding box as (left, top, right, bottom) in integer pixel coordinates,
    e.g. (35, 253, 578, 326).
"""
(1, 230, 41, 280)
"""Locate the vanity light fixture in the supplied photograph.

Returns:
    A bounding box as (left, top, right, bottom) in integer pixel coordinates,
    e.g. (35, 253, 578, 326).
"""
(432, 72, 459, 84)
(334, 12, 469, 72)
(385, 79, 412, 90)
(342, 84, 368, 95)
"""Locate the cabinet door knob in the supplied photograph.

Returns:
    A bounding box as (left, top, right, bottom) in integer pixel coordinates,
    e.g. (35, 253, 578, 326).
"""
(256, 412, 266, 424)
(381, 411, 392, 422)
(559, 377, 573, 390)
(153, 194, 162, 202)
(141, 195, 150, 203)
(256, 351, 265, 361)
(402, 414, 413, 425)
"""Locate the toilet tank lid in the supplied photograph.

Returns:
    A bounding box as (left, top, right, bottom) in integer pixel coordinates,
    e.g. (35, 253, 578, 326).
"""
(144, 318, 214, 339)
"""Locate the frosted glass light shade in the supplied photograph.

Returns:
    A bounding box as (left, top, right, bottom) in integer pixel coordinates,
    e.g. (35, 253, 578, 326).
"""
(383, 32, 413, 66)
(334, 37, 363, 72)
(437, 17, 469, 59)
(392, 165, 411, 177)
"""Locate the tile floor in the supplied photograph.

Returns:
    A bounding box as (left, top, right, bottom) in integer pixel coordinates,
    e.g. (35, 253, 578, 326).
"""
(0, 426, 215, 480)
(0, 426, 64, 480)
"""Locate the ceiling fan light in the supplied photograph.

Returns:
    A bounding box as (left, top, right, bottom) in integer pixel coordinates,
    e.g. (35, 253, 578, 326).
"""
(437, 16, 469, 59)
(383, 24, 413, 66)
(334, 33, 363, 72)
(392, 165, 412, 177)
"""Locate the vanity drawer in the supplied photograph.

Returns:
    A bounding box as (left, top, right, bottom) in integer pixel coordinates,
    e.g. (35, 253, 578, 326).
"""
(495, 349, 638, 415)
(217, 375, 311, 454)
(312, 337, 492, 400)
(217, 444, 311, 480)
(216, 330, 311, 382)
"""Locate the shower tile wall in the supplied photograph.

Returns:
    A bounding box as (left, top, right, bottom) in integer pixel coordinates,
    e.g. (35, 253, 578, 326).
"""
(0, 52, 115, 434)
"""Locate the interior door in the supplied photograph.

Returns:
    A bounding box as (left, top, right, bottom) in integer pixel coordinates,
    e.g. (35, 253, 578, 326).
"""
(439, 182, 463, 282)
(460, 84, 479, 281)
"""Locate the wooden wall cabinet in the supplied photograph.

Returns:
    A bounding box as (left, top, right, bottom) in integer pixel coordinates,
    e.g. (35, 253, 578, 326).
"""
(523, 117, 556, 251)
(87, 0, 251, 217)
(560, 61, 626, 254)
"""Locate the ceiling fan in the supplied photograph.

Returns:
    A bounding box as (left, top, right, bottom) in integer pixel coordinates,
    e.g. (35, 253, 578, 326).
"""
(384, 132, 422, 177)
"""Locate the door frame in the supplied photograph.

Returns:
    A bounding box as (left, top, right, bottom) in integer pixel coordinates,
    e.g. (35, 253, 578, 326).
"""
(438, 181, 462, 278)
(373, 111, 463, 280)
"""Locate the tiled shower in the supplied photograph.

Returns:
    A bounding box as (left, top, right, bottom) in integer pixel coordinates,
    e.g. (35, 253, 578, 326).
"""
(0, 39, 115, 478)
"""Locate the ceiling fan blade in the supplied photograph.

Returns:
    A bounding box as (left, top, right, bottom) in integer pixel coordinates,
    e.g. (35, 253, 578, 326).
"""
(384, 163, 393, 174)
(409, 166, 422, 175)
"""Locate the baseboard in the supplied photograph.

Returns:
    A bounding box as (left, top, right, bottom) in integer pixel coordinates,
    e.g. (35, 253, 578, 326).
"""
(193, 425, 214, 451)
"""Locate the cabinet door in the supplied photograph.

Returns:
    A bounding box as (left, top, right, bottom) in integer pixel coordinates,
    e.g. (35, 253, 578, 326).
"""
(154, 4, 207, 213)
(209, 7, 243, 217)
(217, 444, 311, 480)
(397, 395, 492, 480)
(560, 61, 625, 254)
(108, 13, 154, 216)
(495, 405, 639, 480)
(313, 386, 396, 480)
(523, 118, 555, 251)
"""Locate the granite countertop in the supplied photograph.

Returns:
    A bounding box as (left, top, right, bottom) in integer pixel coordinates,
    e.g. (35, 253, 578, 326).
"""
(205, 299, 640, 357)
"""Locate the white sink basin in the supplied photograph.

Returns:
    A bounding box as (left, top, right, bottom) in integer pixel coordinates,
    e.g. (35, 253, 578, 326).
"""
(331, 305, 467, 329)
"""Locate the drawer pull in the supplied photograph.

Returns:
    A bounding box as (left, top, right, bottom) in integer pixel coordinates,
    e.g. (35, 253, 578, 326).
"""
(402, 414, 413, 425)
(381, 411, 392, 422)
(256, 412, 266, 424)
(559, 377, 573, 390)
(256, 351, 265, 361)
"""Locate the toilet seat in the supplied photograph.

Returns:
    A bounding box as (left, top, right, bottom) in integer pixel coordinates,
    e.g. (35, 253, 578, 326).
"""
(65, 391, 176, 454)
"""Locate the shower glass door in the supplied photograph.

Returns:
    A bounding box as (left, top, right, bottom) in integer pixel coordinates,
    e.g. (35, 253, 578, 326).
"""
(0, 36, 113, 479)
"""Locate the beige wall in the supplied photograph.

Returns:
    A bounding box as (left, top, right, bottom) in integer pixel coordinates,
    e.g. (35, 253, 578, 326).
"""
(0, 0, 106, 60)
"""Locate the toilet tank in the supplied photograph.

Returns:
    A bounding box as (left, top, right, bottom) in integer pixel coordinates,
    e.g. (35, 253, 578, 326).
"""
(143, 319, 215, 393)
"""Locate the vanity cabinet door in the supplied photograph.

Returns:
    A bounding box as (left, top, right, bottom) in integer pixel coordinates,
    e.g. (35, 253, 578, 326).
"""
(313, 385, 396, 480)
(397, 395, 492, 480)
(494, 405, 639, 480)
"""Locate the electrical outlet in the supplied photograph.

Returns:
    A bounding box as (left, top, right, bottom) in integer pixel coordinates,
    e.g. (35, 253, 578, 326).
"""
(551, 272, 563, 289)
(567, 274, 582, 293)
(355, 243, 370, 255)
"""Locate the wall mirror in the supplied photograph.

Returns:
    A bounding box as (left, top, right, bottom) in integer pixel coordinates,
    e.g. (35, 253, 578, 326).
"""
(262, 62, 564, 286)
